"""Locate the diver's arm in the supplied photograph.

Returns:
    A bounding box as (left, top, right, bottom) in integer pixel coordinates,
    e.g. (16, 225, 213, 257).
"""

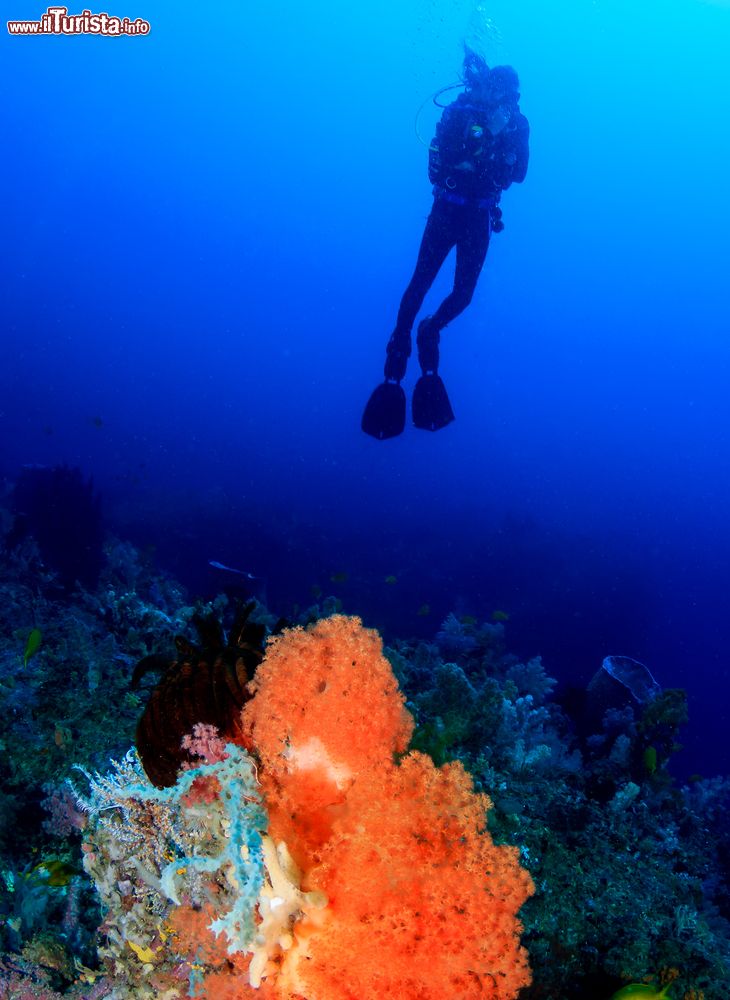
(428, 139, 443, 184)
(506, 114, 530, 184)
(428, 104, 466, 183)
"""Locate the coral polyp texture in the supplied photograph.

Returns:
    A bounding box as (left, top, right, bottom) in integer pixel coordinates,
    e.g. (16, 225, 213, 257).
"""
(80, 615, 534, 999)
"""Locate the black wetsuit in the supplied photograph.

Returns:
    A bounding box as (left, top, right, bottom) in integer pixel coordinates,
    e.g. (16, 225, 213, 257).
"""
(394, 93, 530, 341)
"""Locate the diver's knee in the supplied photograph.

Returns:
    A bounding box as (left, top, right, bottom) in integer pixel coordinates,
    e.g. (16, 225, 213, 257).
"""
(453, 288, 475, 310)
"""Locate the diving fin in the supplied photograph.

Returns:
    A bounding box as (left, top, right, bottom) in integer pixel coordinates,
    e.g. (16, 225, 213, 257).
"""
(412, 374, 455, 432)
(361, 381, 406, 439)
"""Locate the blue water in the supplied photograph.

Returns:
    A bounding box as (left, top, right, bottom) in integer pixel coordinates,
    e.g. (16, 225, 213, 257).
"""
(2, 0, 729, 778)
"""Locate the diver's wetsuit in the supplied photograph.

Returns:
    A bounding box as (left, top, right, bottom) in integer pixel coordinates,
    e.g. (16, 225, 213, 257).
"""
(387, 92, 529, 378)
(395, 197, 493, 336)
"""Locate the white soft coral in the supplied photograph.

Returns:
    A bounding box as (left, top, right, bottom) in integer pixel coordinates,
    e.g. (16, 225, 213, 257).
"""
(248, 834, 328, 989)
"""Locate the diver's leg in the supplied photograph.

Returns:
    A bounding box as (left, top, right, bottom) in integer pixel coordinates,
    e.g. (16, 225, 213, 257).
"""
(417, 208, 490, 375)
(395, 203, 455, 334)
(429, 207, 491, 332)
(385, 202, 455, 381)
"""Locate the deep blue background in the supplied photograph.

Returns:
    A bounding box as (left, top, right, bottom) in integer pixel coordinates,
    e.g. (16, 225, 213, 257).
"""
(2, 1, 729, 776)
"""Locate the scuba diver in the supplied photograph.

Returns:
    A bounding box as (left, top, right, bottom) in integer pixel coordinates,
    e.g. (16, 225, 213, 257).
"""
(362, 50, 530, 439)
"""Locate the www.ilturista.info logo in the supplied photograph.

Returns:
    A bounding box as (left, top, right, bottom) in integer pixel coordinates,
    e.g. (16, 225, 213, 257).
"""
(7, 6, 150, 35)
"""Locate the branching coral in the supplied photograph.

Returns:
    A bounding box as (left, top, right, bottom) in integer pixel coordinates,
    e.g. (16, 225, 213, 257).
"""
(75, 745, 266, 998)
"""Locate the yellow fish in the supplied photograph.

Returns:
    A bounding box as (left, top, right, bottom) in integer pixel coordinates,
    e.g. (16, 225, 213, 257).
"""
(128, 940, 159, 964)
(416, 604, 430, 617)
(610, 984, 673, 999)
(73, 958, 102, 984)
(29, 858, 79, 887)
(329, 572, 349, 584)
(384, 575, 397, 585)
(23, 628, 42, 667)
(491, 610, 510, 623)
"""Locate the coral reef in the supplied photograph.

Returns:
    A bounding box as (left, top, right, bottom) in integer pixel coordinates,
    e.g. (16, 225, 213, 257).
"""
(0, 515, 728, 999)
(75, 616, 534, 999)
(387, 615, 730, 998)
(241, 615, 534, 998)
(74, 742, 266, 998)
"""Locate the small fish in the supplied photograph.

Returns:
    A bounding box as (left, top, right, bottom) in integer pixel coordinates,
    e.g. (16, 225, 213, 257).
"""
(416, 603, 431, 617)
(127, 940, 159, 964)
(610, 984, 673, 999)
(73, 958, 103, 985)
(54, 725, 72, 749)
(330, 572, 349, 584)
(208, 560, 257, 579)
(643, 745, 658, 775)
(460, 615, 477, 626)
(29, 858, 79, 887)
(23, 628, 42, 667)
(491, 609, 510, 623)
(384, 575, 398, 585)
(310, 584, 322, 599)
(91, 415, 104, 429)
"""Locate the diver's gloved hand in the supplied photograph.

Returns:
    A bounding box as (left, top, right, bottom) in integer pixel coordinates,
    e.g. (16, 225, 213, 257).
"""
(384, 331, 412, 383)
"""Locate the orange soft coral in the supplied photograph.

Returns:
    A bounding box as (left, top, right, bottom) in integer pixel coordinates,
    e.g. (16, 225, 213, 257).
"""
(167, 904, 278, 1000)
(242, 615, 414, 861)
(241, 615, 534, 1000)
(280, 752, 534, 1000)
